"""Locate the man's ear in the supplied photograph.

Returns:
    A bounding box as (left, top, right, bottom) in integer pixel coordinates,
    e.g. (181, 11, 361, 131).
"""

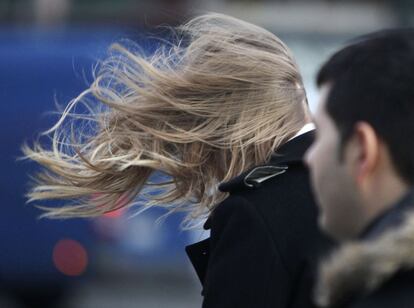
(346, 122, 380, 185)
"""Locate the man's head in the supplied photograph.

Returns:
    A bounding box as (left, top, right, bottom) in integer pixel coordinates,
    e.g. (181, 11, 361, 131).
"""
(306, 29, 414, 241)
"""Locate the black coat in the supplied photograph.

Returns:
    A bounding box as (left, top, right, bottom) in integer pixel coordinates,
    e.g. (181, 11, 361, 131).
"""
(315, 190, 414, 308)
(186, 132, 333, 308)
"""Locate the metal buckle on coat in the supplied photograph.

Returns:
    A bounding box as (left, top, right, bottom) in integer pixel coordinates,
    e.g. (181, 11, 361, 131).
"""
(243, 165, 289, 188)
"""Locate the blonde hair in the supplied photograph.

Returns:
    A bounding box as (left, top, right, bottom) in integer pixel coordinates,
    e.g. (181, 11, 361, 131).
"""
(22, 13, 308, 224)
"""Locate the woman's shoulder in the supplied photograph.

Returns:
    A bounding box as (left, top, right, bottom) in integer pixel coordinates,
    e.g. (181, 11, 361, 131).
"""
(209, 163, 317, 234)
(216, 161, 315, 220)
(207, 174, 329, 273)
(208, 163, 326, 253)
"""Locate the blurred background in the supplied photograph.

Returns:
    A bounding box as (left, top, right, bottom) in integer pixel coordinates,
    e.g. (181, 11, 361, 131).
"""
(1, 0, 414, 307)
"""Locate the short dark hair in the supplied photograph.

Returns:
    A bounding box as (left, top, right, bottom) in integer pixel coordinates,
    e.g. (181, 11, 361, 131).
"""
(317, 29, 414, 184)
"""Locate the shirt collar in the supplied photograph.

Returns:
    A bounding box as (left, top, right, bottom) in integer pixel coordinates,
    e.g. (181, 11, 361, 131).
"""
(288, 123, 315, 142)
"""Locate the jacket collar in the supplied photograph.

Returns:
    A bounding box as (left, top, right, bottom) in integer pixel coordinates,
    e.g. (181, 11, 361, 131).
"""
(203, 131, 314, 230)
(315, 189, 414, 308)
(360, 190, 414, 240)
(218, 131, 315, 193)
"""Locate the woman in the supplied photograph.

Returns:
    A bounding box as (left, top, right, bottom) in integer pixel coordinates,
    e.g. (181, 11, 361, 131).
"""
(23, 13, 331, 307)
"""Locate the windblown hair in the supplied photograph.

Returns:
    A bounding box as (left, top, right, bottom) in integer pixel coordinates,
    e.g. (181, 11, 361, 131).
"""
(22, 13, 308, 224)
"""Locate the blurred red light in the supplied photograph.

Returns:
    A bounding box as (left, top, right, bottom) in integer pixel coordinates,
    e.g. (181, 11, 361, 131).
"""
(52, 239, 88, 276)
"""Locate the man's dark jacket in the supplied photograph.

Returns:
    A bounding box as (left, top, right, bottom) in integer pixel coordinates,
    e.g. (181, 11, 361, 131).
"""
(186, 132, 332, 308)
(315, 190, 414, 308)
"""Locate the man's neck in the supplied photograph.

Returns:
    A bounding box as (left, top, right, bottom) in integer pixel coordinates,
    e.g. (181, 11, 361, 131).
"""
(362, 177, 410, 237)
(360, 187, 414, 239)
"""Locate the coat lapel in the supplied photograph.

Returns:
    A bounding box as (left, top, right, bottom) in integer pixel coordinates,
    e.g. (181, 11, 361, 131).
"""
(185, 238, 210, 285)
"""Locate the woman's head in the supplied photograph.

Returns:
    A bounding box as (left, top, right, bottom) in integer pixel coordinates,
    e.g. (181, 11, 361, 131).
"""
(23, 13, 308, 223)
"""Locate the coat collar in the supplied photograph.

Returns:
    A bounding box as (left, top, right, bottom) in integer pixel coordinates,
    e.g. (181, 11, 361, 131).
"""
(218, 131, 315, 193)
(315, 189, 414, 308)
(203, 131, 314, 230)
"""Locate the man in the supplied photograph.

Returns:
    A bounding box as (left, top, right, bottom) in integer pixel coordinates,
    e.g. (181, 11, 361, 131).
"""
(306, 29, 414, 308)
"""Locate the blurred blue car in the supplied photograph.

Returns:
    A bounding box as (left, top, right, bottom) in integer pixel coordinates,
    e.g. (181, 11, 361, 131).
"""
(0, 26, 200, 308)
